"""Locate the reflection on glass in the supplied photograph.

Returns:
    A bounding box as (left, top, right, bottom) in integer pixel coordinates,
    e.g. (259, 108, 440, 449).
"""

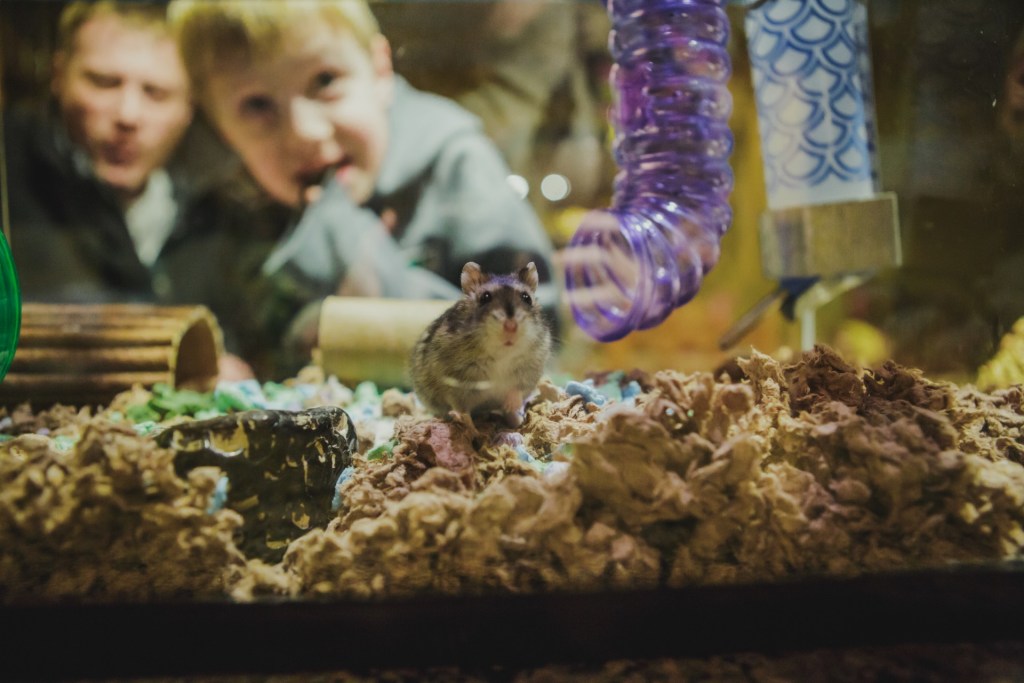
(2, 5, 1024, 680)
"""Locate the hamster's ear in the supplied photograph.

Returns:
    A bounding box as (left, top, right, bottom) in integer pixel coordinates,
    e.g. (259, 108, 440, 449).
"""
(461, 262, 485, 294)
(519, 262, 539, 291)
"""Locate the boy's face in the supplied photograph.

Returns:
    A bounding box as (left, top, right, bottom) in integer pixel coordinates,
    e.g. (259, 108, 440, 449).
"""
(53, 13, 193, 201)
(205, 23, 394, 208)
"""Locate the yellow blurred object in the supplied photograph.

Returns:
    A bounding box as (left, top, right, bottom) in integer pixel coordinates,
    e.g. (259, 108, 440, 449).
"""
(549, 206, 590, 246)
(831, 318, 892, 369)
(556, 286, 787, 377)
(976, 317, 1024, 391)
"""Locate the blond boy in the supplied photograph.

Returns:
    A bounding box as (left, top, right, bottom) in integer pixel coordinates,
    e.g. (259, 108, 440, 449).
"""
(168, 0, 557, 377)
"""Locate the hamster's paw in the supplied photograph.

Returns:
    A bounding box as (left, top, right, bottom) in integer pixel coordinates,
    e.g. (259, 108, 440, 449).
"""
(503, 410, 524, 428)
(447, 410, 478, 435)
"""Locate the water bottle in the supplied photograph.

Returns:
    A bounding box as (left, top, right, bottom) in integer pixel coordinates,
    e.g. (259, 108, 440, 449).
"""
(745, 0, 879, 211)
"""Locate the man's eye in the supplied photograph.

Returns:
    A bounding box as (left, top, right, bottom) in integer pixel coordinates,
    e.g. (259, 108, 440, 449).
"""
(144, 85, 171, 102)
(86, 71, 120, 89)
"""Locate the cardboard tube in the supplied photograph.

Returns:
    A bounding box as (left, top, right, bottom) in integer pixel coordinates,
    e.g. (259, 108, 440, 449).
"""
(317, 296, 452, 388)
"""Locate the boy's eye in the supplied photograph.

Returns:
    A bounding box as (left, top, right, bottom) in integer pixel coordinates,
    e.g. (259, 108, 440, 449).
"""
(314, 71, 337, 87)
(311, 70, 342, 94)
(239, 94, 275, 119)
(479, 292, 492, 305)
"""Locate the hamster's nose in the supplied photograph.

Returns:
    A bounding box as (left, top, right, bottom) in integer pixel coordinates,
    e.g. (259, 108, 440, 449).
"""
(503, 319, 518, 334)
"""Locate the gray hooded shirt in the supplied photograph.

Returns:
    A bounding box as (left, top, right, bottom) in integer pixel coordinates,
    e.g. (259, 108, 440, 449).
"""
(263, 77, 556, 302)
(244, 77, 559, 375)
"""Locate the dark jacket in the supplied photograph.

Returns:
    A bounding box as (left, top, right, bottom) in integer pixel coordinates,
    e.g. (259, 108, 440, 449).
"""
(3, 105, 283, 358)
(5, 106, 170, 302)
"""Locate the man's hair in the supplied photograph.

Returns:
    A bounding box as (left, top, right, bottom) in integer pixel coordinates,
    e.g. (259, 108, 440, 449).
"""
(168, 0, 381, 109)
(56, 1, 171, 55)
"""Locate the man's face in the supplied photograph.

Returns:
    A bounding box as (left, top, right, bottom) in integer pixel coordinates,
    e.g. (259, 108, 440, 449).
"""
(204, 24, 394, 208)
(1004, 52, 1024, 132)
(53, 13, 193, 201)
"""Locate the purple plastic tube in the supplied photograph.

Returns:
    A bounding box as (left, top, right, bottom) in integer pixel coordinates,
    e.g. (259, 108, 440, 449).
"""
(565, 0, 734, 342)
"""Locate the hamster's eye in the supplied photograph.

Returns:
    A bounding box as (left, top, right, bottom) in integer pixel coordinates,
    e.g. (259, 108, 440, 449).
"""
(479, 292, 492, 305)
(520, 292, 532, 306)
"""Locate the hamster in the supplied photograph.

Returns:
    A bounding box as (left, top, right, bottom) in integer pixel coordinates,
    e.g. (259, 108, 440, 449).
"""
(410, 261, 552, 427)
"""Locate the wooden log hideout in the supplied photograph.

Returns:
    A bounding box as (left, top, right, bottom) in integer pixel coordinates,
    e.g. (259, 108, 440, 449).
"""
(0, 303, 223, 408)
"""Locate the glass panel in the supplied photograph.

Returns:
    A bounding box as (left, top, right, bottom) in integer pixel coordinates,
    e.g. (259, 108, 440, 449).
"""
(3, 1, 1024, 677)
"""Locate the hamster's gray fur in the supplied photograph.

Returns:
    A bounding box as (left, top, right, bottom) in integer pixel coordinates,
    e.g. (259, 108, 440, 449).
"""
(409, 261, 552, 425)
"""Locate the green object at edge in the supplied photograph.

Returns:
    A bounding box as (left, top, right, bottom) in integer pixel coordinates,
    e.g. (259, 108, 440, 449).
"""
(0, 231, 21, 383)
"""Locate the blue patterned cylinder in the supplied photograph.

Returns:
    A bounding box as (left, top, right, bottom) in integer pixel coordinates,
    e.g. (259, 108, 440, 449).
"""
(565, 0, 734, 342)
(745, 0, 879, 210)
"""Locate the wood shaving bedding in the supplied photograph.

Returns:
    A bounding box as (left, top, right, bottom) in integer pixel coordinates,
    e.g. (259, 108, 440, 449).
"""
(1, 346, 1023, 603)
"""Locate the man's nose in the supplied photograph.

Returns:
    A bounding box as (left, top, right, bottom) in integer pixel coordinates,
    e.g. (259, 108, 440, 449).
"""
(114, 86, 143, 128)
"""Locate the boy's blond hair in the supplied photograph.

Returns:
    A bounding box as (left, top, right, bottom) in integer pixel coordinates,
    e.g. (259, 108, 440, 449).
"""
(168, 0, 381, 109)
(57, 1, 170, 55)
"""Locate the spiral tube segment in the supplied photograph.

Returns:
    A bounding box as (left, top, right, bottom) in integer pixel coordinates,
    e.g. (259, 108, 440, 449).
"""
(565, 0, 734, 342)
